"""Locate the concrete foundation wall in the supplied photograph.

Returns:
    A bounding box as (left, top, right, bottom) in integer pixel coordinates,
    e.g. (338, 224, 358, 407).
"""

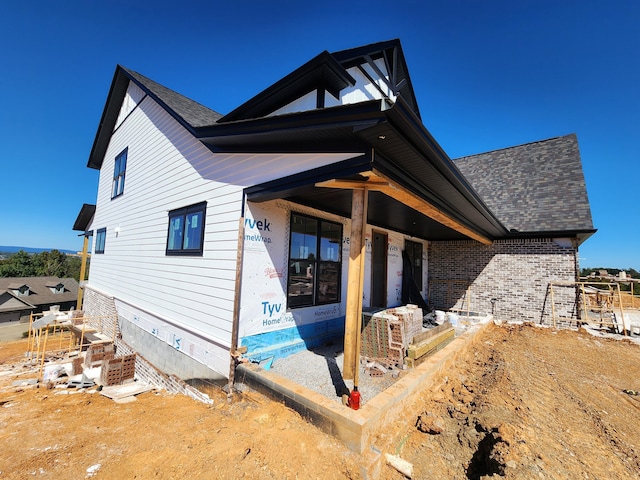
(118, 318, 225, 383)
(428, 238, 579, 325)
(82, 285, 215, 402)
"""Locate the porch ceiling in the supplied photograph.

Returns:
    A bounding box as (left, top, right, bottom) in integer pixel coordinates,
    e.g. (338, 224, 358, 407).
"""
(247, 167, 482, 243)
(287, 183, 471, 242)
(315, 172, 492, 244)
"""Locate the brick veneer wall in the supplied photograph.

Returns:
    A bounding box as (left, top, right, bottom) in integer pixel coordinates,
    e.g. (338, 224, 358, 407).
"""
(428, 238, 579, 326)
(82, 285, 213, 403)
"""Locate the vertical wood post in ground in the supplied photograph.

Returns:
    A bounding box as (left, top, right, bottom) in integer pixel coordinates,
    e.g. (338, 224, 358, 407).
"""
(615, 283, 628, 336)
(76, 234, 90, 309)
(228, 213, 246, 402)
(343, 188, 368, 382)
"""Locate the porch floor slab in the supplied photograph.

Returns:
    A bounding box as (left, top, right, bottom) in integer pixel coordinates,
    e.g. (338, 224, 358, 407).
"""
(235, 318, 492, 454)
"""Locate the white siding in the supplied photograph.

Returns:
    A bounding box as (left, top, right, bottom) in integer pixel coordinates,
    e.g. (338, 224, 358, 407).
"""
(270, 90, 317, 116)
(326, 59, 396, 108)
(114, 82, 145, 131)
(89, 88, 246, 347)
(87, 82, 363, 371)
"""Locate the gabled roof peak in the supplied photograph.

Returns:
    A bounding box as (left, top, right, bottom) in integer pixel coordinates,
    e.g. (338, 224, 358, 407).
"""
(218, 38, 420, 123)
(87, 66, 222, 169)
(331, 38, 419, 118)
(219, 50, 356, 123)
(120, 66, 222, 128)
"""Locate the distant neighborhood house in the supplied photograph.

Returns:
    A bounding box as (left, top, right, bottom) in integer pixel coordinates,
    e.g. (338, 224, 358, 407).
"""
(0, 276, 79, 323)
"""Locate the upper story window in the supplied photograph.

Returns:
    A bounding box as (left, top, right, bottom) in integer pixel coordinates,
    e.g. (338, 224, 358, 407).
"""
(287, 213, 342, 309)
(166, 202, 207, 256)
(404, 240, 423, 291)
(95, 228, 107, 254)
(112, 148, 128, 199)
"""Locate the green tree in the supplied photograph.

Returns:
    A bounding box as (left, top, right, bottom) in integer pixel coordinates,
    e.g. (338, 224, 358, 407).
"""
(34, 250, 69, 277)
(0, 250, 37, 277)
(66, 256, 84, 282)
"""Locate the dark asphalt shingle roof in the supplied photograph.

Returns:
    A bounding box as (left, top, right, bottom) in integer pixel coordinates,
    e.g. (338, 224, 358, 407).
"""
(454, 134, 594, 233)
(123, 68, 223, 128)
(0, 277, 79, 308)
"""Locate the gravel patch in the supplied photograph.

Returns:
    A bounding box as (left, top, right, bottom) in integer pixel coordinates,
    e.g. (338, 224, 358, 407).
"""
(268, 342, 401, 407)
(267, 314, 494, 406)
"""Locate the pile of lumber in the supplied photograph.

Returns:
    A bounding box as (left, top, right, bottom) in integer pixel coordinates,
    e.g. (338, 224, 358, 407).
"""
(405, 321, 455, 368)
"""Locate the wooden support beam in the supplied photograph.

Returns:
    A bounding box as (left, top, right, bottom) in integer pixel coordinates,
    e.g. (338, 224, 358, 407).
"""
(315, 178, 389, 191)
(317, 170, 493, 245)
(76, 235, 90, 310)
(370, 171, 493, 245)
(343, 188, 368, 382)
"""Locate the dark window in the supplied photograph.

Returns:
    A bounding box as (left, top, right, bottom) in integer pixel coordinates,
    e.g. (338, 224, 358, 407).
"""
(288, 213, 342, 308)
(95, 228, 107, 254)
(112, 148, 128, 199)
(166, 202, 206, 256)
(404, 240, 423, 290)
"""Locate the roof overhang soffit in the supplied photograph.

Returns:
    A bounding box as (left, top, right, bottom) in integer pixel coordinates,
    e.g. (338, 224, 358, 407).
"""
(316, 172, 493, 245)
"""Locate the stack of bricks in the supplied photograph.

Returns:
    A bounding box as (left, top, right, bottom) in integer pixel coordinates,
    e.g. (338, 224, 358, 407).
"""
(72, 357, 83, 375)
(84, 343, 115, 368)
(100, 354, 136, 386)
(360, 311, 405, 368)
(387, 305, 423, 347)
(70, 309, 85, 326)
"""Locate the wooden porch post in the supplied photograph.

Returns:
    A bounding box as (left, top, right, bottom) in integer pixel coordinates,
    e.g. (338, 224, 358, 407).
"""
(76, 234, 90, 310)
(343, 188, 368, 382)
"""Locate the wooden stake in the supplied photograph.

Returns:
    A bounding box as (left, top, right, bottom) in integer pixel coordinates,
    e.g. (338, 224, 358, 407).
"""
(580, 283, 587, 327)
(550, 283, 557, 329)
(616, 283, 628, 336)
(39, 327, 49, 377)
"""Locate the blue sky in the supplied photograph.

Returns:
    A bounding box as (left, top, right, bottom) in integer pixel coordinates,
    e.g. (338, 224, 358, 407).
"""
(0, 1, 638, 270)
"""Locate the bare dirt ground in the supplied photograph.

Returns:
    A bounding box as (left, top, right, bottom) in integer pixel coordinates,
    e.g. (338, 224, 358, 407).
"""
(1, 323, 639, 479)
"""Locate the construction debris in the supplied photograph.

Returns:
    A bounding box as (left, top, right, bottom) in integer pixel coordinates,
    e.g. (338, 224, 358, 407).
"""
(84, 343, 115, 368)
(365, 361, 387, 377)
(385, 453, 413, 478)
(361, 305, 457, 371)
(99, 382, 154, 403)
(100, 354, 136, 386)
(67, 373, 95, 389)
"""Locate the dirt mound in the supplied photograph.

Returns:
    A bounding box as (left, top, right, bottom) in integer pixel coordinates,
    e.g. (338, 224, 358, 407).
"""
(1, 324, 639, 479)
(382, 324, 640, 479)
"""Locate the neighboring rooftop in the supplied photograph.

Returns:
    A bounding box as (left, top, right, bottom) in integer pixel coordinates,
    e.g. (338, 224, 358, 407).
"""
(0, 276, 79, 308)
